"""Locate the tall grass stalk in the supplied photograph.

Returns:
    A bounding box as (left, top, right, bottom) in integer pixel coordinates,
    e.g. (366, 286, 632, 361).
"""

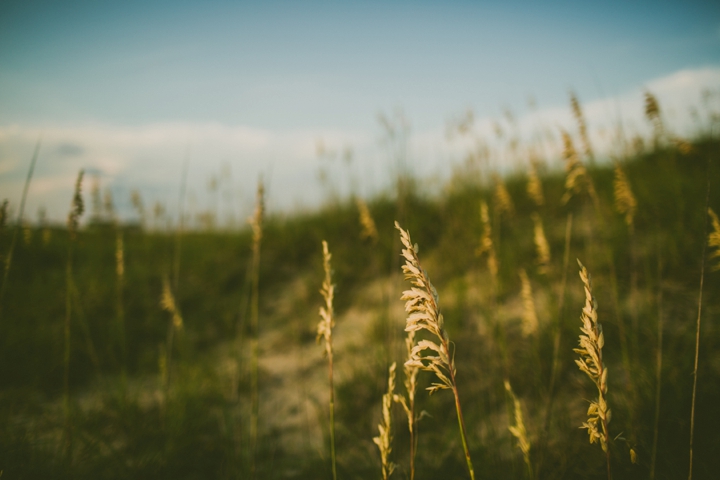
(650, 253, 664, 480)
(394, 328, 419, 480)
(374, 362, 396, 480)
(574, 260, 611, 480)
(505, 380, 533, 480)
(538, 212, 572, 477)
(159, 275, 183, 394)
(63, 169, 84, 463)
(613, 161, 640, 353)
(116, 230, 127, 387)
(248, 180, 264, 478)
(0, 138, 41, 320)
(396, 222, 476, 480)
(688, 169, 711, 480)
(317, 240, 337, 480)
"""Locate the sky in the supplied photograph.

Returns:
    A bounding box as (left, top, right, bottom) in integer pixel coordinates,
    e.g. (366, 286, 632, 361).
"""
(1, 0, 719, 225)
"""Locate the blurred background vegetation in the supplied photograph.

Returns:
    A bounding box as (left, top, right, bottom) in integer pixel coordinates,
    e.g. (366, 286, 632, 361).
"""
(1, 92, 720, 480)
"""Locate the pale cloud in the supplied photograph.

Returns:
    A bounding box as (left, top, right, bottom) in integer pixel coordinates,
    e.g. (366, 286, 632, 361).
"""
(1, 66, 718, 225)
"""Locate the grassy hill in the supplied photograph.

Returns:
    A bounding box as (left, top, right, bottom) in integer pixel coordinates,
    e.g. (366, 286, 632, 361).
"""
(1, 131, 719, 479)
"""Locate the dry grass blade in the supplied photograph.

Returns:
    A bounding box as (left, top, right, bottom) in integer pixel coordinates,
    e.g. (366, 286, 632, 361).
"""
(493, 173, 515, 218)
(527, 159, 545, 207)
(248, 179, 264, 479)
(708, 208, 720, 271)
(317, 240, 338, 480)
(574, 260, 612, 479)
(477, 201, 498, 282)
(394, 329, 419, 480)
(160, 276, 183, 330)
(570, 92, 595, 163)
(505, 380, 533, 479)
(518, 269, 538, 337)
(644, 90, 665, 142)
(374, 362, 397, 480)
(531, 213, 551, 274)
(560, 131, 598, 208)
(613, 162, 637, 231)
(395, 221, 476, 480)
(317, 240, 335, 356)
(357, 198, 379, 243)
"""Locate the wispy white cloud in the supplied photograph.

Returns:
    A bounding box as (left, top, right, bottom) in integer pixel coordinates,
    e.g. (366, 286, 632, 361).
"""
(1, 66, 718, 226)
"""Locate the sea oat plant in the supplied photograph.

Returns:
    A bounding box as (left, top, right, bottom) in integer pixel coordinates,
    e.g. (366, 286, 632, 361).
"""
(689, 184, 712, 480)
(63, 169, 84, 462)
(505, 380, 533, 479)
(159, 275, 183, 392)
(708, 208, 720, 271)
(374, 362, 396, 480)
(394, 328, 419, 480)
(492, 173, 515, 219)
(518, 269, 538, 337)
(477, 201, 498, 283)
(531, 213, 551, 275)
(644, 91, 665, 144)
(395, 221, 476, 480)
(248, 179, 264, 478)
(560, 131, 598, 212)
(613, 163, 637, 233)
(526, 159, 545, 207)
(317, 240, 338, 480)
(357, 198, 379, 243)
(574, 260, 611, 480)
(570, 92, 595, 164)
(0, 138, 40, 319)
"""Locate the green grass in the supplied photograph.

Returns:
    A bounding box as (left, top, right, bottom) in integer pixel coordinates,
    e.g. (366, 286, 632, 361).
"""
(0, 137, 719, 479)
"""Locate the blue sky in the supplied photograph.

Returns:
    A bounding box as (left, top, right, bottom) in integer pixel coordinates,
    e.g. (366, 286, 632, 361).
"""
(1, 0, 719, 223)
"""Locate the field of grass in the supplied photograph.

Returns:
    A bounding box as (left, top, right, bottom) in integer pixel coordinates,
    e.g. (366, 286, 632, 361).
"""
(1, 97, 719, 480)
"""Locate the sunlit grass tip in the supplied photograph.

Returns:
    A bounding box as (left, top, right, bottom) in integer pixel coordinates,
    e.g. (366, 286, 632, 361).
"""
(374, 362, 396, 480)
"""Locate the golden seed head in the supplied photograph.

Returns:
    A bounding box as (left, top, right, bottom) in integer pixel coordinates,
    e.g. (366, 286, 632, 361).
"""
(505, 380, 532, 459)
(160, 276, 183, 330)
(492, 173, 515, 218)
(356, 198, 379, 243)
(395, 222, 455, 396)
(477, 201, 498, 281)
(570, 91, 594, 162)
(526, 160, 545, 207)
(518, 269, 539, 337)
(531, 213, 551, 274)
(613, 162, 637, 229)
(317, 240, 335, 358)
(373, 362, 396, 480)
(574, 260, 610, 452)
(561, 131, 597, 205)
(708, 208, 720, 272)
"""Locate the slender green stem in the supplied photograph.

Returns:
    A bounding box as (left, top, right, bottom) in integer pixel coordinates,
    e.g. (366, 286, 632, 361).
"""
(116, 230, 127, 389)
(450, 379, 475, 480)
(409, 399, 416, 480)
(650, 254, 663, 480)
(63, 239, 73, 463)
(249, 215, 262, 479)
(0, 138, 41, 320)
(689, 162, 711, 480)
(328, 351, 337, 480)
